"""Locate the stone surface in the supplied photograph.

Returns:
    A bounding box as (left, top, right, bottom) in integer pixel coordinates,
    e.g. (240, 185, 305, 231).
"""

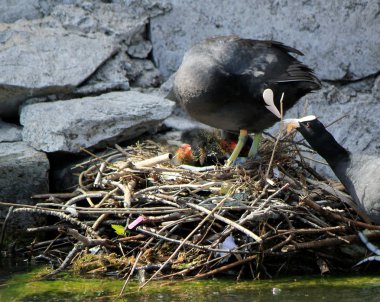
(20, 91, 175, 153)
(150, 0, 380, 80)
(51, 2, 147, 41)
(0, 0, 43, 23)
(0, 120, 22, 142)
(126, 59, 162, 88)
(0, 1, 170, 118)
(0, 142, 49, 237)
(127, 40, 153, 59)
(0, 21, 117, 117)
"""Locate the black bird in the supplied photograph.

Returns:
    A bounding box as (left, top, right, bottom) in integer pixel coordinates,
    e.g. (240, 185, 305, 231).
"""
(171, 36, 321, 166)
(285, 115, 380, 224)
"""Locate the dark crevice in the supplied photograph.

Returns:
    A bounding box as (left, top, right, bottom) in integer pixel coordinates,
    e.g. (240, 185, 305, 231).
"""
(145, 19, 157, 67)
(321, 70, 380, 87)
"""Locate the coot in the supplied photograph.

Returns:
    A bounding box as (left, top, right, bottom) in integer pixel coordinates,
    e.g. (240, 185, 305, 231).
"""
(285, 115, 380, 224)
(172, 36, 321, 166)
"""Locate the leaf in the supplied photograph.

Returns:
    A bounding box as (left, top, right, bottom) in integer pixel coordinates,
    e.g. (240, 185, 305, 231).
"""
(111, 224, 126, 236)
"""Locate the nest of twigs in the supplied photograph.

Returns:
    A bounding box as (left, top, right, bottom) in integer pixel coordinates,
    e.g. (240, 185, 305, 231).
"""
(7, 130, 380, 288)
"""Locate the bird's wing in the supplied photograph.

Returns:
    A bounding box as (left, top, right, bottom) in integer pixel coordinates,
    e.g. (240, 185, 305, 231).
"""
(264, 40, 304, 56)
(277, 62, 321, 85)
(234, 39, 321, 88)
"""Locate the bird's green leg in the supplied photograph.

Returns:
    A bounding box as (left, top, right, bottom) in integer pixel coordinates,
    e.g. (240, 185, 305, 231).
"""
(247, 132, 262, 159)
(225, 129, 248, 167)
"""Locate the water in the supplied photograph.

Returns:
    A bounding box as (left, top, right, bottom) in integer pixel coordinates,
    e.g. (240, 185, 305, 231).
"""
(1, 265, 380, 302)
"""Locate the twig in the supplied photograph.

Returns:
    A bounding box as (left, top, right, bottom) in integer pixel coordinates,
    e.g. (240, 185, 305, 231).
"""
(189, 254, 258, 280)
(0, 206, 14, 249)
(60, 227, 115, 248)
(282, 232, 380, 252)
(134, 153, 173, 168)
(13, 207, 99, 238)
(303, 198, 380, 230)
(43, 244, 84, 279)
(265, 93, 284, 180)
(63, 192, 105, 207)
(136, 226, 249, 254)
(306, 178, 372, 223)
(139, 195, 231, 289)
(119, 250, 143, 296)
(187, 203, 262, 243)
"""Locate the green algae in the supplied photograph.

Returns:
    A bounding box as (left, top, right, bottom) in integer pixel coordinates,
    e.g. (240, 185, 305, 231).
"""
(2, 267, 380, 302)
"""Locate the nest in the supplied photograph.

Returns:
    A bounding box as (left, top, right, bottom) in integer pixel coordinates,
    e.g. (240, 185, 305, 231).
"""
(6, 130, 380, 288)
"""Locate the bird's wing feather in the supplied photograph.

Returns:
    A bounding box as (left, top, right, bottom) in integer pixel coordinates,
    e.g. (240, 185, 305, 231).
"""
(264, 40, 304, 56)
(275, 62, 321, 86)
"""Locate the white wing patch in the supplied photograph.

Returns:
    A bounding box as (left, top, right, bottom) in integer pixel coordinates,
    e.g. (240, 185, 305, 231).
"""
(263, 89, 282, 118)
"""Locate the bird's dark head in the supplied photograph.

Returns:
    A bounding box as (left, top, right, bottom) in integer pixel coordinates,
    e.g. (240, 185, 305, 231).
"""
(284, 115, 325, 140)
(284, 115, 349, 166)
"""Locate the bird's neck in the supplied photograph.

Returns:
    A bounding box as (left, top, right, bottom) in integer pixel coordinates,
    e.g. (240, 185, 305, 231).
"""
(308, 132, 350, 168)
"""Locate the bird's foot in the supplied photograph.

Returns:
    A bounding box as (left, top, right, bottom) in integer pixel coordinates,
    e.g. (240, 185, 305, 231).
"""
(247, 133, 262, 158)
(225, 129, 248, 167)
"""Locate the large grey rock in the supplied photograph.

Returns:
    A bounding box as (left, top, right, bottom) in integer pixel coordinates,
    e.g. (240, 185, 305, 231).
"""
(0, 1, 83, 23)
(0, 120, 22, 142)
(51, 2, 147, 42)
(0, 0, 43, 23)
(0, 0, 170, 118)
(150, 0, 380, 80)
(0, 0, 168, 24)
(0, 21, 117, 118)
(0, 142, 49, 238)
(20, 91, 175, 153)
(0, 142, 49, 201)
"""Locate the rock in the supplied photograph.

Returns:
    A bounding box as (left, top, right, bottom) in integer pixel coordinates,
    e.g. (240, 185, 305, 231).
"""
(127, 40, 153, 58)
(0, 0, 170, 118)
(164, 105, 208, 131)
(125, 59, 162, 88)
(373, 75, 380, 99)
(0, 21, 117, 118)
(0, 120, 22, 142)
(157, 74, 175, 98)
(73, 82, 130, 97)
(51, 2, 147, 42)
(77, 51, 131, 95)
(0, 142, 49, 239)
(0, 0, 43, 23)
(20, 91, 175, 153)
(150, 0, 380, 80)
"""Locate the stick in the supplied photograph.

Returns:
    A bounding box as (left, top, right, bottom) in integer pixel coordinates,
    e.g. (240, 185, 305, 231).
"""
(133, 153, 173, 168)
(265, 93, 284, 180)
(0, 206, 14, 249)
(303, 198, 380, 230)
(43, 244, 83, 279)
(189, 254, 258, 280)
(136, 226, 249, 254)
(13, 207, 99, 238)
(282, 232, 380, 252)
(187, 203, 262, 243)
(139, 195, 231, 289)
